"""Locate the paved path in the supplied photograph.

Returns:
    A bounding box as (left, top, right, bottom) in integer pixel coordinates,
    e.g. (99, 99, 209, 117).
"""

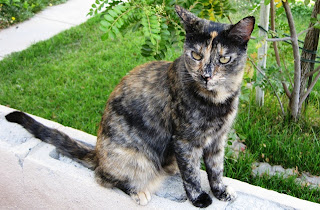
(0, 0, 95, 60)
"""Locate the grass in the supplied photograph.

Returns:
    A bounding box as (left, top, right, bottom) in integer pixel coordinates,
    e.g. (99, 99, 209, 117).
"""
(235, 92, 320, 175)
(224, 92, 320, 203)
(252, 174, 319, 203)
(224, 151, 320, 203)
(0, 17, 157, 134)
(0, 4, 319, 204)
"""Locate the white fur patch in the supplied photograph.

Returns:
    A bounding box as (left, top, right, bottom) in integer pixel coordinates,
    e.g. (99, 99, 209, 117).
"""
(226, 185, 237, 201)
(131, 190, 152, 206)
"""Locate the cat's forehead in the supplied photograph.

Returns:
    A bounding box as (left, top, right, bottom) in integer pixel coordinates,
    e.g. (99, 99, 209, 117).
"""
(185, 20, 230, 45)
(206, 21, 229, 34)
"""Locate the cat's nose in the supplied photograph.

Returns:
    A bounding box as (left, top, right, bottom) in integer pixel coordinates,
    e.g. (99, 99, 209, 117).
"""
(202, 73, 212, 81)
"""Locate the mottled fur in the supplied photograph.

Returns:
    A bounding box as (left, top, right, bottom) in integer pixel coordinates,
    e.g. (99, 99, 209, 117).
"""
(5, 6, 254, 208)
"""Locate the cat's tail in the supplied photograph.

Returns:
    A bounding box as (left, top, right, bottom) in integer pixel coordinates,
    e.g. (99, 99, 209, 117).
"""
(5, 111, 97, 170)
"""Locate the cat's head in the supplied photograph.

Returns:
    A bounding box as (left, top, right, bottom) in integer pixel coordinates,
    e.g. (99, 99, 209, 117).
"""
(175, 5, 255, 101)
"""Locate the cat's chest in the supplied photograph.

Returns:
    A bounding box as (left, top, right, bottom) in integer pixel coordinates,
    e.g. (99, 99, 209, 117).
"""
(171, 93, 238, 143)
(178, 95, 235, 123)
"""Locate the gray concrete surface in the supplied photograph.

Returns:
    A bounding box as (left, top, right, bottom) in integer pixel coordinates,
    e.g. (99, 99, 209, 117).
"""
(0, 0, 95, 60)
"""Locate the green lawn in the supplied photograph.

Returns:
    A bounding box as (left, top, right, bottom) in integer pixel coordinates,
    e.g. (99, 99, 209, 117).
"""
(0, 11, 319, 204)
(0, 17, 156, 134)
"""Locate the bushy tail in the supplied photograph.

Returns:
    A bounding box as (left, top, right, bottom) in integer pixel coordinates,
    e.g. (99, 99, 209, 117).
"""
(6, 111, 97, 170)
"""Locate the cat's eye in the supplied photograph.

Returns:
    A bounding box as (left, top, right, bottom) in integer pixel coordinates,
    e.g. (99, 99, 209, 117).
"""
(191, 51, 202, 61)
(219, 56, 231, 64)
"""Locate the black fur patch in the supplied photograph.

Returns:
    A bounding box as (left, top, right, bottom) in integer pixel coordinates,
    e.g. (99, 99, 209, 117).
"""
(6, 111, 97, 169)
(191, 192, 212, 208)
(6, 111, 33, 125)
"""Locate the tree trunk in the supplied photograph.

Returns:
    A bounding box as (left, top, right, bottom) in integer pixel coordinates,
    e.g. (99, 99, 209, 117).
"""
(283, 1, 301, 120)
(299, 0, 320, 114)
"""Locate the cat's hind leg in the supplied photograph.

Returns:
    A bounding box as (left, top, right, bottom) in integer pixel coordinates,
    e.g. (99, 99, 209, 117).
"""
(95, 168, 152, 205)
(94, 146, 163, 206)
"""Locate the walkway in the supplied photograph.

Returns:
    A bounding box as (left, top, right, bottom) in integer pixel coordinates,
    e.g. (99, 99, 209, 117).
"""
(0, 0, 95, 60)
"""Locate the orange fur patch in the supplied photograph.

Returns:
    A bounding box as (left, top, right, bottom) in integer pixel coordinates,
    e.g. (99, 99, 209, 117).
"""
(210, 31, 218, 39)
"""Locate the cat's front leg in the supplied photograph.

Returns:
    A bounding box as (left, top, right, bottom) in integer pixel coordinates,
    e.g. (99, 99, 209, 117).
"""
(203, 143, 237, 202)
(174, 139, 212, 208)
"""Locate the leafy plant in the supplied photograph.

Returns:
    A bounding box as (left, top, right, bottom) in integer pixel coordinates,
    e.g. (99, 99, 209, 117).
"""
(88, 0, 235, 59)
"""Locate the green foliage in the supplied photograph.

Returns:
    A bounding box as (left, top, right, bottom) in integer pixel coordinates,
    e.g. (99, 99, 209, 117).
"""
(88, 0, 235, 59)
(236, 90, 320, 175)
(0, 0, 66, 29)
(265, 0, 313, 5)
(291, 1, 312, 17)
(311, 12, 320, 30)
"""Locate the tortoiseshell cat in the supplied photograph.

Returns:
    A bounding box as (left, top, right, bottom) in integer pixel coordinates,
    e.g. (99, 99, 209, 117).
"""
(5, 6, 254, 208)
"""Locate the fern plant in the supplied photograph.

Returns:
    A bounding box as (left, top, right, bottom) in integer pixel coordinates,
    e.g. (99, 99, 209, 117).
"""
(88, 0, 235, 59)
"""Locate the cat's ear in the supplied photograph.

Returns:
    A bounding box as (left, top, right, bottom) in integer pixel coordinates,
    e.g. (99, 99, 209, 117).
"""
(175, 5, 204, 33)
(228, 16, 255, 43)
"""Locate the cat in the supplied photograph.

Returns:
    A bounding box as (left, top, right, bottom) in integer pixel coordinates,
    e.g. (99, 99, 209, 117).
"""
(5, 5, 254, 208)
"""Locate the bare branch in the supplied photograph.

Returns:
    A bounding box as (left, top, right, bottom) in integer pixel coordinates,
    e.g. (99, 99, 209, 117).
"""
(297, 26, 316, 37)
(299, 67, 320, 107)
(282, 82, 291, 98)
(270, 0, 280, 64)
(270, 0, 291, 99)
(250, 36, 291, 41)
(227, 15, 233, 24)
(253, 26, 315, 42)
(306, 65, 320, 77)
(248, 56, 285, 116)
(266, 37, 292, 42)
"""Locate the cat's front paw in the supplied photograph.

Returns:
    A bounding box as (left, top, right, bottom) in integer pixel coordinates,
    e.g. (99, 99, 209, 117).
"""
(130, 190, 152, 206)
(190, 192, 212, 208)
(212, 185, 237, 202)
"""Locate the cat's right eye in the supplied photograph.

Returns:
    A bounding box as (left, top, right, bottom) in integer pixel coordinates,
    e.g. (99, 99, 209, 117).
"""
(191, 51, 202, 61)
(219, 56, 231, 64)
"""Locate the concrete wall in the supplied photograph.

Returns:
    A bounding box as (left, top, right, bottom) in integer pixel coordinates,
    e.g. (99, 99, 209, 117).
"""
(0, 105, 319, 210)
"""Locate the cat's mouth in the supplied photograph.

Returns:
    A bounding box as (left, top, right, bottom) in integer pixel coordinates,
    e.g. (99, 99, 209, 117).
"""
(202, 80, 215, 91)
(201, 77, 223, 92)
(200, 75, 211, 85)
(194, 74, 219, 91)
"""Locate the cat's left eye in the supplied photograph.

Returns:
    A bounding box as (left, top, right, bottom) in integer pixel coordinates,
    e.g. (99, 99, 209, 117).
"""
(191, 51, 202, 61)
(219, 56, 231, 64)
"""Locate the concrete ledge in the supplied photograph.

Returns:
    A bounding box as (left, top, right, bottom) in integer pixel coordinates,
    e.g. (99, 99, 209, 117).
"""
(0, 105, 319, 209)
